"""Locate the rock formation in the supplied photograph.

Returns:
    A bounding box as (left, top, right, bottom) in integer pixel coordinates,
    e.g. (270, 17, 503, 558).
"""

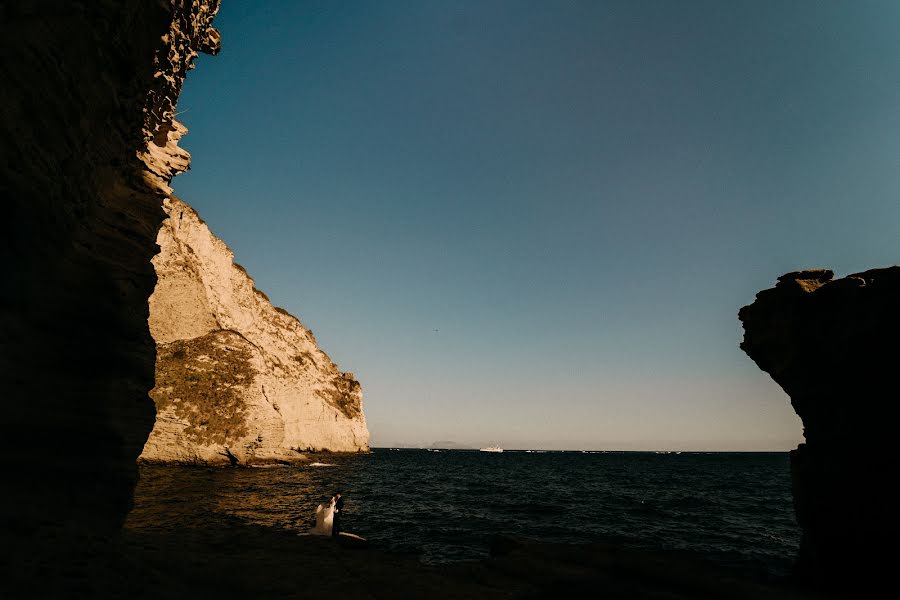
(140, 197, 369, 464)
(739, 268, 900, 588)
(0, 0, 220, 592)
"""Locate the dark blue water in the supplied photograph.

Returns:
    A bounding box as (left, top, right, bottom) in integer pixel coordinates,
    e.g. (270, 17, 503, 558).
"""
(127, 450, 799, 578)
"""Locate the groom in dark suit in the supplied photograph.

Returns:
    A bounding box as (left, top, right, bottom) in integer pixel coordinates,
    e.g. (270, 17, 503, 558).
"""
(331, 491, 344, 537)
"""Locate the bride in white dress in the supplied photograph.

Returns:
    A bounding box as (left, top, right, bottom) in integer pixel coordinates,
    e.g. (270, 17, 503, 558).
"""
(310, 496, 336, 535)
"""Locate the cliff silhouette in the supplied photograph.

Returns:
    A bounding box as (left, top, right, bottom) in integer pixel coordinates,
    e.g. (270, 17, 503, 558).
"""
(741, 268, 899, 591)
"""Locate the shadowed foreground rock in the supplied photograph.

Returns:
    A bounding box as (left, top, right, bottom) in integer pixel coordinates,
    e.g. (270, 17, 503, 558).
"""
(740, 268, 900, 589)
(5, 525, 828, 599)
(0, 0, 220, 592)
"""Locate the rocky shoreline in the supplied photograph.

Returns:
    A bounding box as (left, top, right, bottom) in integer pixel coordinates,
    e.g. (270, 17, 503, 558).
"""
(136, 449, 370, 467)
(6, 523, 831, 599)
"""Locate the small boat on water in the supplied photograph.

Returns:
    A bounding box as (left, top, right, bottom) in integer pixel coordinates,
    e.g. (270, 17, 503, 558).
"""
(480, 445, 503, 453)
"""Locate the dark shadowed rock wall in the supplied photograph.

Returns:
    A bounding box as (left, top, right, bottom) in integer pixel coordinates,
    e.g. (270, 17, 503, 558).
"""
(740, 268, 900, 588)
(0, 0, 219, 592)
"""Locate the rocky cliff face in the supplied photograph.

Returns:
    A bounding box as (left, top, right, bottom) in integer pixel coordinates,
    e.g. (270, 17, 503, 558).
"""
(140, 197, 369, 464)
(0, 0, 219, 592)
(739, 268, 900, 587)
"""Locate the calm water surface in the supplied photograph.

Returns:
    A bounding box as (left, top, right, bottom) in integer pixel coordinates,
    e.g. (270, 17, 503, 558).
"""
(127, 450, 799, 578)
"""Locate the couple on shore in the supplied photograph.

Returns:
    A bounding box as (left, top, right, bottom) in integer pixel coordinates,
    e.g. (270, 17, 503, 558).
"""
(310, 491, 344, 537)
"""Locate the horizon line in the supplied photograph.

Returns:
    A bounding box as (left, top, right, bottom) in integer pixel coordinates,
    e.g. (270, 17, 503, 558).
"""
(370, 447, 794, 453)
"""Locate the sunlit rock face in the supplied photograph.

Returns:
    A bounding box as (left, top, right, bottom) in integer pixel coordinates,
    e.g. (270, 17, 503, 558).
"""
(739, 268, 900, 587)
(140, 197, 369, 464)
(0, 0, 219, 590)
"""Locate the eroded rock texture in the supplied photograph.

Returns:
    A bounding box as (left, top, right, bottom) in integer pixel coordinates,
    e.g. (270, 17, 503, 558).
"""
(140, 197, 369, 464)
(740, 268, 900, 587)
(0, 0, 220, 591)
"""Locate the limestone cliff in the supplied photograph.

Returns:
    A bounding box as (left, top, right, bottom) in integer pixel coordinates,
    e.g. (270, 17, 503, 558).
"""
(1, 0, 220, 594)
(739, 268, 900, 588)
(139, 197, 369, 464)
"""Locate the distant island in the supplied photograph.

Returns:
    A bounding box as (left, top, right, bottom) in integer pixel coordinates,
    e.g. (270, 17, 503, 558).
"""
(431, 441, 475, 450)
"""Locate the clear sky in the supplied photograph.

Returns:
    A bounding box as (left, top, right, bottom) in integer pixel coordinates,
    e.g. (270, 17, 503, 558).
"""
(172, 0, 899, 450)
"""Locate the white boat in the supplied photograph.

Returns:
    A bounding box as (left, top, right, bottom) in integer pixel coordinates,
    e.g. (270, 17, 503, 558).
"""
(480, 445, 503, 453)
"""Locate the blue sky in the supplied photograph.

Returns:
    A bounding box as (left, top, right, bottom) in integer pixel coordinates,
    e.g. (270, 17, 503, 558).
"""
(172, 0, 899, 450)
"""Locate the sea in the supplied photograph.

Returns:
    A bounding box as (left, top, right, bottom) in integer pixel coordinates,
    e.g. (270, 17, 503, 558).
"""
(126, 449, 799, 580)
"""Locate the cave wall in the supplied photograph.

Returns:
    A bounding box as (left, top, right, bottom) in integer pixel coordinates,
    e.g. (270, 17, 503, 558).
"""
(740, 268, 900, 587)
(0, 0, 220, 588)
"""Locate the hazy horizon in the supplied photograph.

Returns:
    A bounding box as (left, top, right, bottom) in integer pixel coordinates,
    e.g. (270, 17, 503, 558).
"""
(369, 441, 801, 452)
(172, 1, 898, 451)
